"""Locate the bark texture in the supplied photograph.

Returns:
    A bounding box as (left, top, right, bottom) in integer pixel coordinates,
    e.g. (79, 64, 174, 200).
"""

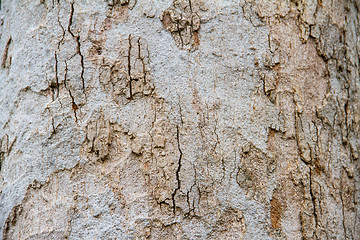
(0, 0, 359, 239)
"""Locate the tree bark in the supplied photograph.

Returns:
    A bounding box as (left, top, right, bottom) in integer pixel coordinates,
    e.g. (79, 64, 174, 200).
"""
(0, 0, 359, 239)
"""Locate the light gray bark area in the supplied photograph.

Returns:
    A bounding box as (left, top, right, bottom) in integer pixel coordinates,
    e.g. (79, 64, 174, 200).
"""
(0, 0, 359, 239)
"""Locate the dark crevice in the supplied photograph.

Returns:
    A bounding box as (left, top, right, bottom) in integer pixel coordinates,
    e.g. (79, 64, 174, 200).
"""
(177, 15, 184, 48)
(77, 35, 85, 92)
(172, 125, 183, 214)
(149, 104, 157, 165)
(344, 85, 350, 143)
(137, 37, 148, 84)
(68, 2, 75, 38)
(229, 148, 238, 180)
(127, 34, 133, 99)
(178, 95, 184, 125)
(184, 162, 197, 218)
(53, 52, 60, 99)
(57, 15, 66, 50)
(188, 0, 192, 12)
(51, 117, 56, 134)
(1, 37, 11, 68)
(67, 2, 86, 93)
(63, 60, 78, 122)
(309, 167, 318, 229)
(48, 113, 56, 138)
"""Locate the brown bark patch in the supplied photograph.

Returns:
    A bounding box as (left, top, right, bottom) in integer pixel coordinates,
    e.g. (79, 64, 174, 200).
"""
(1, 37, 12, 69)
(109, 4, 129, 23)
(270, 196, 282, 229)
(192, 31, 200, 46)
(269, 18, 329, 119)
(161, 0, 202, 51)
(161, 11, 172, 29)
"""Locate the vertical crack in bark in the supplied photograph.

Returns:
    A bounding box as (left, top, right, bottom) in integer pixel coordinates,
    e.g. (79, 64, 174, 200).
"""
(149, 102, 157, 166)
(138, 37, 146, 83)
(172, 125, 183, 214)
(51, 116, 56, 136)
(188, 0, 192, 12)
(1, 37, 11, 68)
(68, 2, 75, 38)
(54, 52, 60, 99)
(53, 15, 66, 115)
(161, 1, 200, 50)
(98, 35, 153, 101)
(355, 191, 358, 238)
(309, 167, 318, 232)
(176, 16, 184, 49)
(77, 35, 85, 92)
(229, 148, 238, 180)
(63, 60, 78, 122)
(185, 164, 196, 218)
(178, 95, 184, 125)
(313, 121, 320, 158)
(68, 2, 85, 93)
(127, 34, 133, 99)
(56, 15, 65, 50)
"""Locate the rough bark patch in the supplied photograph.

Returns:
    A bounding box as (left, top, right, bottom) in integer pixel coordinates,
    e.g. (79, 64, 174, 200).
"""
(270, 197, 282, 229)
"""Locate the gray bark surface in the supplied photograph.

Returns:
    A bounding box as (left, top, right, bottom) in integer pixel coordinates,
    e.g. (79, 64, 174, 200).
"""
(0, 0, 359, 239)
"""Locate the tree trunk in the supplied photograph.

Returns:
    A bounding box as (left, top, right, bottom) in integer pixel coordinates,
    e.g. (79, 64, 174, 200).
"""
(0, 0, 359, 239)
